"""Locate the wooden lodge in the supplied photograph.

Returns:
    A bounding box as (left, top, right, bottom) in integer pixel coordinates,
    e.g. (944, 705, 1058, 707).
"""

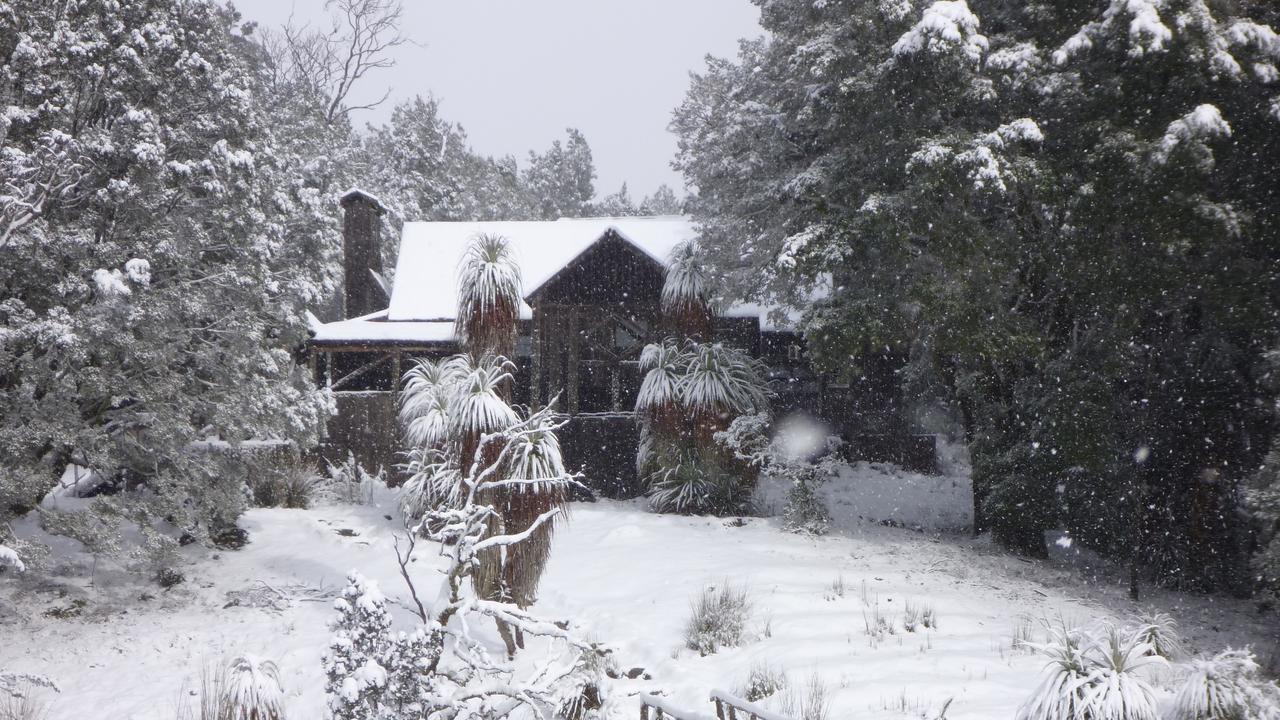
(307, 189, 935, 496)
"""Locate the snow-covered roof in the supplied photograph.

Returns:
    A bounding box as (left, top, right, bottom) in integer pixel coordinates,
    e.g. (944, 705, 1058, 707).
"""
(310, 309, 455, 346)
(389, 216, 695, 321)
(310, 216, 792, 346)
(338, 187, 385, 211)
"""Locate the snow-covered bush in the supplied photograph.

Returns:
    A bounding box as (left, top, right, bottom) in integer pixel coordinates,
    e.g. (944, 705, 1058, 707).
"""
(1131, 612, 1184, 661)
(222, 656, 286, 720)
(319, 455, 381, 506)
(135, 529, 183, 588)
(249, 452, 318, 509)
(716, 413, 842, 534)
(782, 476, 832, 536)
(1170, 649, 1280, 720)
(684, 583, 752, 656)
(324, 573, 441, 720)
(0, 544, 23, 574)
(737, 661, 789, 702)
(1017, 622, 1165, 720)
(0, 672, 56, 720)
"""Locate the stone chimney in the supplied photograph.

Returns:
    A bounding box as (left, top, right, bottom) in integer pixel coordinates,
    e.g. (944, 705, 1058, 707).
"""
(339, 188, 386, 319)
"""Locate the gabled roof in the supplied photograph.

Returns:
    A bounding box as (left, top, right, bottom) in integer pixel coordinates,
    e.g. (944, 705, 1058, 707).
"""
(311, 215, 790, 347)
(388, 216, 695, 322)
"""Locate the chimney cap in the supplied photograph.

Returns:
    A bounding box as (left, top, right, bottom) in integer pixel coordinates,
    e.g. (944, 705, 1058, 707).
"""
(339, 187, 386, 212)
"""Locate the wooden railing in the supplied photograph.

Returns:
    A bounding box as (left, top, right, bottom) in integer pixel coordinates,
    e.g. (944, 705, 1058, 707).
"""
(639, 690, 792, 720)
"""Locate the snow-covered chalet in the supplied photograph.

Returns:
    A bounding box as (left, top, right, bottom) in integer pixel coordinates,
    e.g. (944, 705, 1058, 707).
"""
(307, 189, 935, 495)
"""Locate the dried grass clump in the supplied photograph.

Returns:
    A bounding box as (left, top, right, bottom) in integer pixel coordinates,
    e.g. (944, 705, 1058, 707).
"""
(250, 453, 316, 510)
(684, 583, 751, 656)
(775, 674, 831, 720)
(737, 661, 789, 703)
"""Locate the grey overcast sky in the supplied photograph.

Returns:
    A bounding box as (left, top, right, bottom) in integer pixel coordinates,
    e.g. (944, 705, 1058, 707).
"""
(236, 0, 763, 200)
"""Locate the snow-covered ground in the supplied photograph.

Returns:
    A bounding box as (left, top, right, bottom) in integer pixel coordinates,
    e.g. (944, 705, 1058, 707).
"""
(2, 463, 1275, 719)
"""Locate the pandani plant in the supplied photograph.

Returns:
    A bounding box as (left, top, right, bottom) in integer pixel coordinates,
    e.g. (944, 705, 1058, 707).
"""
(638, 240, 771, 515)
(399, 231, 567, 654)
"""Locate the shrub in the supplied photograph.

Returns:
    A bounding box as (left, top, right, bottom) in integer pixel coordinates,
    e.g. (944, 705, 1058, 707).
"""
(738, 661, 789, 702)
(1131, 611, 1184, 661)
(1170, 649, 1280, 720)
(782, 473, 830, 536)
(322, 453, 382, 506)
(0, 675, 55, 720)
(775, 674, 830, 720)
(684, 584, 751, 656)
(647, 443, 752, 516)
(1017, 623, 1165, 720)
(250, 452, 317, 509)
(222, 655, 285, 720)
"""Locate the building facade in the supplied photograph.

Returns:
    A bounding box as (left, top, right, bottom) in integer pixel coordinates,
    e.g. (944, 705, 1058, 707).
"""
(308, 190, 935, 495)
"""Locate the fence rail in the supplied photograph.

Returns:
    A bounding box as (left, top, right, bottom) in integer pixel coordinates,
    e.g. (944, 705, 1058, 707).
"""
(638, 690, 792, 720)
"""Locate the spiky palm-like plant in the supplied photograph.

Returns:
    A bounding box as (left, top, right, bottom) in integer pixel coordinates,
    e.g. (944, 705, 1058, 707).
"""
(1131, 612, 1184, 661)
(1078, 628, 1163, 720)
(1017, 624, 1092, 720)
(1171, 649, 1280, 720)
(636, 340, 769, 515)
(456, 233, 521, 360)
(1018, 623, 1166, 720)
(681, 342, 769, 435)
(222, 655, 285, 720)
(661, 240, 713, 340)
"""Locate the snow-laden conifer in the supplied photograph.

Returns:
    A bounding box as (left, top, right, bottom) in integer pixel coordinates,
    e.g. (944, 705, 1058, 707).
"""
(456, 233, 521, 358)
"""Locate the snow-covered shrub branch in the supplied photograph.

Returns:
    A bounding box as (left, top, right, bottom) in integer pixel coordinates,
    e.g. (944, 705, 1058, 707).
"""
(329, 397, 601, 719)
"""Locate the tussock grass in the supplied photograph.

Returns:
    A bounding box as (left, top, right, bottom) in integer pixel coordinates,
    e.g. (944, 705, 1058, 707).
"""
(684, 583, 751, 656)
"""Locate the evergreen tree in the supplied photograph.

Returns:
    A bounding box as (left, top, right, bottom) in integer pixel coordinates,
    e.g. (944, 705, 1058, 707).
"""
(639, 183, 683, 215)
(523, 128, 597, 219)
(0, 0, 333, 539)
(672, 0, 1280, 589)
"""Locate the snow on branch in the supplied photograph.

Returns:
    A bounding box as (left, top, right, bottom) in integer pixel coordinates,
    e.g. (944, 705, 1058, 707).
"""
(892, 1, 989, 63)
(1154, 104, 1232, 167)
(1053, 0, 1172, 64)
(0, 544, 23, 573)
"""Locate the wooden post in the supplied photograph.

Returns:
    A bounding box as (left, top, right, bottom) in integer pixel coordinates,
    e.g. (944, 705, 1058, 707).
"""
(640, 704, 649, 720)
(567, 306, 580, 415)
(530, 307, 541, 410)
(715, 698, 726, 720)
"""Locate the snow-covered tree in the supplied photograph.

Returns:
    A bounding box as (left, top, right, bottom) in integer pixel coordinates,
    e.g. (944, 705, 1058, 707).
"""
(331, 402, 597, 719)
(672, 0, 1280, 591)
(0, 0, 335, 548)
(523, 128, 597, 220)
(638, 184, 683, 215)
(596, 182, 639, 216)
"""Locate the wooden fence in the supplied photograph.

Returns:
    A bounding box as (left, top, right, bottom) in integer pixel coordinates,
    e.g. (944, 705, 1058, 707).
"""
(639, 690, 792, 720)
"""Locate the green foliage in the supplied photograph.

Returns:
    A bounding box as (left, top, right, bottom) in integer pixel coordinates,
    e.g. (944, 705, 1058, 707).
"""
(673, 0, 1280, 587)
(0, 0, 334, 542)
